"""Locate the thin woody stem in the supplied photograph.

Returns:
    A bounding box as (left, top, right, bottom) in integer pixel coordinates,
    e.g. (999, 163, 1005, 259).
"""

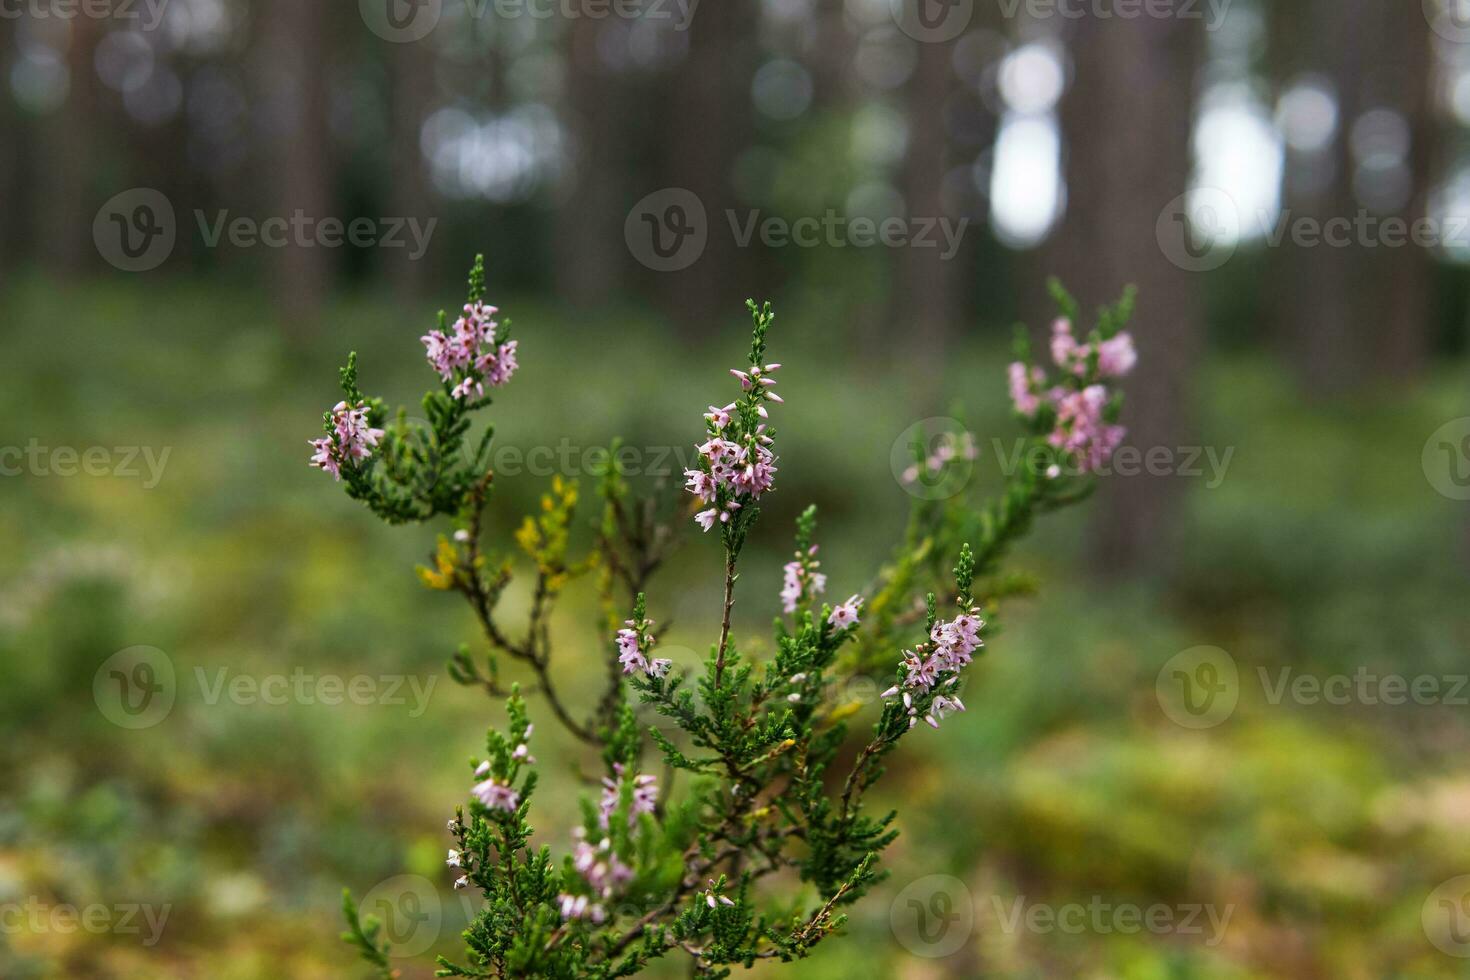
(713, 550, 738, 688)
(460, 470, 599, 745)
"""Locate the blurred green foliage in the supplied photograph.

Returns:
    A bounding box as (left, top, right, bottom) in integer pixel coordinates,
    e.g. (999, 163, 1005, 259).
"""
(1, 275, 1467, 978)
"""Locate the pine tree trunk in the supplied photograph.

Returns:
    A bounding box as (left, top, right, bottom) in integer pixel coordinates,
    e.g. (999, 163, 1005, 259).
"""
(556, 16, 631, 306)
(1052, 14, 1203, 574)
(256, 0, 334, 322)
(892, 28, 960, 364)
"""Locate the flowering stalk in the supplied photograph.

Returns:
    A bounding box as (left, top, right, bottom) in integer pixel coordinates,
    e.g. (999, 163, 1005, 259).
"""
(319, 259, 1137, 978)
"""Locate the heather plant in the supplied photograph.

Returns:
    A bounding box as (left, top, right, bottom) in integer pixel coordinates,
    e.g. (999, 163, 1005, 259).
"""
(315, 257, 1137, 978)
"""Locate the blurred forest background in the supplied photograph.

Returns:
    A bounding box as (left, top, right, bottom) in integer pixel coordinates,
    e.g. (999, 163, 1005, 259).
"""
(2, 0, 1470, 977)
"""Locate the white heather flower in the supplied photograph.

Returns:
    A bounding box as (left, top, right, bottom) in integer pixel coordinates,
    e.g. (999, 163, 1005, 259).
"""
(447, 849, 463, 869)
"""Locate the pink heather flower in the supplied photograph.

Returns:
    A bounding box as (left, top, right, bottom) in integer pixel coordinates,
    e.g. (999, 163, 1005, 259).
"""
(1050, 318, 1078, 370)
(694, 503, 740, 533)
(684, 362, 782, 528)
(310, 402, 384, 479)
(483, 340, 518, 387)
(422, 301, 516, 399)
(704, 403, 735, 429)
(557, 893, 607, 923)
(617, 622, 670, 678)
(616, 627, 646, 674)
(1096, 331, 1136, 378)
(828, 595, 863, 629)
(572, 831, 634, 899)
(1008, 362, 1045, 416)
(472, 777, 520, 812)
(780, 548, 826, 613)
(308, 437, 341, 480)
(599, 767, 659, 828)
(685, 469, 716, 504)
(1049, 385, 1125, 472)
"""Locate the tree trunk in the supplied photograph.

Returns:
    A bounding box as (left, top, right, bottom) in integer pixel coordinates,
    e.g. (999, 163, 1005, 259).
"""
(555, 16, 630, 306)
(256, 0, 335, 321)
(1366, 2, 1437, 382)
(892, 28, 961, 364)
(1052, 14, 1203, 574)
(387, 35, 437, 301)
(655, 0, 757, 332)
(37, 15, 104, 276)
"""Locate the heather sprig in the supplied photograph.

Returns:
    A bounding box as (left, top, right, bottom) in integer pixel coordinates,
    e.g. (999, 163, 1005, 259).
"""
(317, 258, 1137, 978)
